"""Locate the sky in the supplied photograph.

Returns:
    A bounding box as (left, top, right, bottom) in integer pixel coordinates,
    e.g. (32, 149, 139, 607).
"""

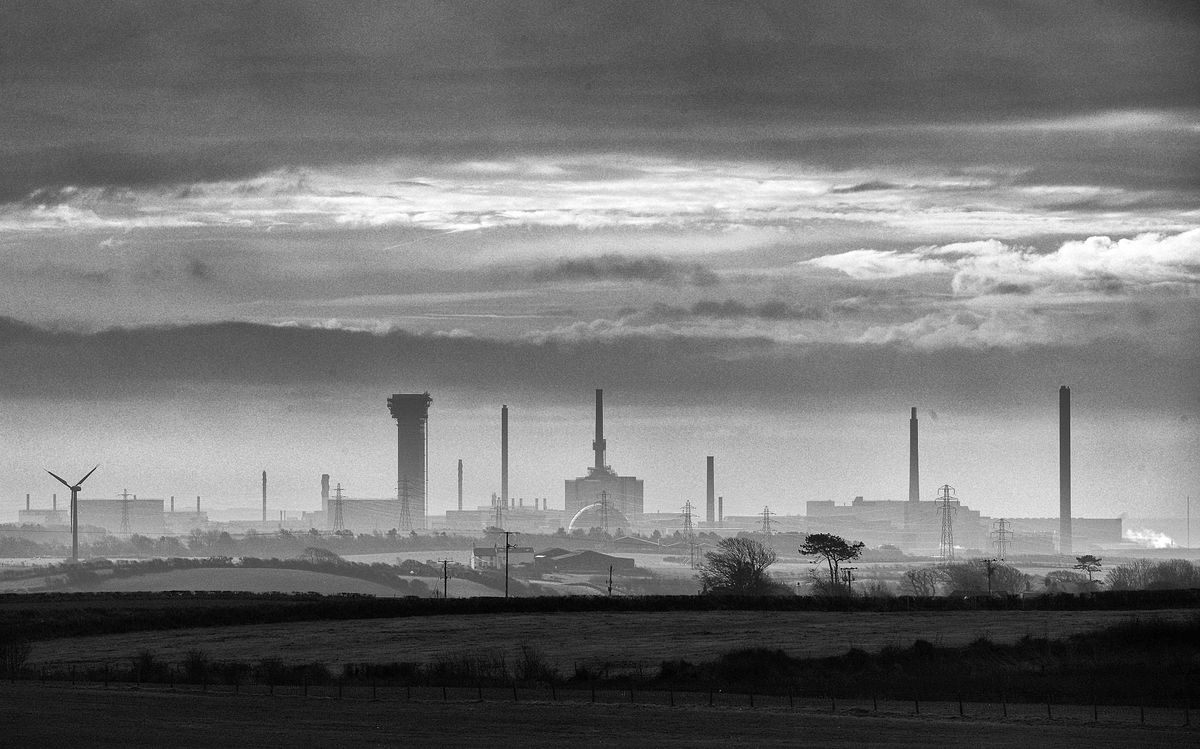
(1, 1, 1198, 531)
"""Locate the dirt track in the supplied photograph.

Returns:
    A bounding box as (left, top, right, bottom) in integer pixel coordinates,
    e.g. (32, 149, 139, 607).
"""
(3, 683, 1193, 748)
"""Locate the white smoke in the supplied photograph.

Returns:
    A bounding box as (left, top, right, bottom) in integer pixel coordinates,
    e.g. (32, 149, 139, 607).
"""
(1123, 528, 1176, 548)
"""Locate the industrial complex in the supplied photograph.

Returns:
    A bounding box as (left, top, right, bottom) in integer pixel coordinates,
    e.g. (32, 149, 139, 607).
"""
(9, 385, 1125, 558)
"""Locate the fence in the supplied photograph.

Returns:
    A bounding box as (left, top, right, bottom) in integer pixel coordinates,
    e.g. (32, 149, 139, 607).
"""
(9, 667, 1197, 729)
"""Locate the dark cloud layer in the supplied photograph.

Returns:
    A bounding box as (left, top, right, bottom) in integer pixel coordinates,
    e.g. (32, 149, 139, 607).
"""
(534, 255, 719, 287)
(2, 1, 1197, 199)
(2, 317, 1194, 414)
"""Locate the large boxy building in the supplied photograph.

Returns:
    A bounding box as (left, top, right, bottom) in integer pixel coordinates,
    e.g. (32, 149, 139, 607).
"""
(564, 389, 644, 522)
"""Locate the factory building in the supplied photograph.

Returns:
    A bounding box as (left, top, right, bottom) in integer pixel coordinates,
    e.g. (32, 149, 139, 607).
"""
(564, 389, 644, 519)
(21, 498, 165, 536)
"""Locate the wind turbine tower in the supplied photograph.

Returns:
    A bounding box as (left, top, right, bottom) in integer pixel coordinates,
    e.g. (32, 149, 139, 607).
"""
(46, 465, 98, 562)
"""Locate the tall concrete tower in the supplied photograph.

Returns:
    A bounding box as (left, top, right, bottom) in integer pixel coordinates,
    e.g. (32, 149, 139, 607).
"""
(909, 407, 920, 502)
(593, 389, 606, 470)
(387, 392, 433, 530)
(706, 456, 715, 523)
(501, 405, 510, 508)
(1059, 385, 1071, 555)
(261, 470, 267, 522)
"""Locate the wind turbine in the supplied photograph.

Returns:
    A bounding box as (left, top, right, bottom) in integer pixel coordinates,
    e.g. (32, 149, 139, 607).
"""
(46, 465, 98, 562)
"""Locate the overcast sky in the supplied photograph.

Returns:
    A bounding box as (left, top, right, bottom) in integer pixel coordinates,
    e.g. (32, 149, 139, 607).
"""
(1, 2, 1197, 532)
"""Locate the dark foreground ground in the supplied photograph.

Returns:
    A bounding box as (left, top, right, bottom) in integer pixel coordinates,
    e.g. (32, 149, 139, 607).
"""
(3, 683, 1194, 749)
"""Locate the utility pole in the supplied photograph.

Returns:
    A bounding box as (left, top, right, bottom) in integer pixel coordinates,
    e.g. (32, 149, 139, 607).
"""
(503, 530, 518, 598)
(759, 505, 775, 536)
(842, 567, 857, 595)
(438, 559, 451, 599)
(332, 483, 345, 533)
(985, 558, 997, 595)
(607, 565, 613, 597)
(935, 485, 958, 561)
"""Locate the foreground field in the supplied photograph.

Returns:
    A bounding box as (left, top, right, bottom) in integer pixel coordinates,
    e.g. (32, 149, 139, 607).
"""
(2, 683, 1192, 748)
(27, 606, 1195, 674)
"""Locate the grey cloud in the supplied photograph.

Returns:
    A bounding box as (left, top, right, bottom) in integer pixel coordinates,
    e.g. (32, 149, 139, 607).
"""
(2, 2, 1198, 200)
(533, 255, 719, 287)
(2, 317, 1193, 414)
(689, 299, 823, 321)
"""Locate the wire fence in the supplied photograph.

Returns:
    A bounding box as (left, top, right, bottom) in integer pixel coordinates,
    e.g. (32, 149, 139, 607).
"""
(10, 668, 1198, 729)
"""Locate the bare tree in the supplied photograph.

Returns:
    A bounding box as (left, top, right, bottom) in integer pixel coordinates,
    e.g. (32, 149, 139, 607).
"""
(697, 536, 788, 595)
(799, 533, 864, 594)
(901, 567, 941, 596)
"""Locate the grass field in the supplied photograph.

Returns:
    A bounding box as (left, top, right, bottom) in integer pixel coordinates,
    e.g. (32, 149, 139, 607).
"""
(55, 567, 501, 598)
(26, 606, 1195, 675)
(2, 683, 1193, 748)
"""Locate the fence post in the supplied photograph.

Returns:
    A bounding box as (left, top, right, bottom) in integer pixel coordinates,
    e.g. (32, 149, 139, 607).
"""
(477, 683, 483, 702)
(104, 664, 108, 688)
(591, 683, 596, 703)
(338, 681, 342, 700)
(913, 694, 919, 715)
(669, 690, 674, 707)
(709, 689, 714, 707)
(1045, 697, 1051, 720)
(443, 685, 448, 702)
(1093, 700, 1098, 723)
(629, 686, 635, 704)
(70, 665, 75, 686)
(830, 695, 836, 713)
(789, 687, 794, 709)
(303, 675, 308, 698)
(872, 693, 877, 712)
(1001, 693, 1007, 718)
(406, 684, 412, 701)
(958, 695, 964, 716)
(550, 682, 556, 701)
(749, 692, 754, 709)
(371, 679, 375, 701)
(512, 683, 519, 702)
(1140, 702, 1145, 725)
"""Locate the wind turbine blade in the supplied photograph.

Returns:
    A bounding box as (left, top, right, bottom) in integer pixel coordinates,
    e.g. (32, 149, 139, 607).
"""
(46, 469, 74, 489)
(76, 465, 100, 485)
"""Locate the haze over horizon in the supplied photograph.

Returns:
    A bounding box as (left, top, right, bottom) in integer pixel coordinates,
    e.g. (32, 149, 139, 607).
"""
(1, 2, 1197, 529)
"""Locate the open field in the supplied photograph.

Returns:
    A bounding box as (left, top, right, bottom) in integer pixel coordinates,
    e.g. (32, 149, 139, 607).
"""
(2, 683, 1193, 748)
(26, 606, 1196, 674)
(58, 568, 501, 598)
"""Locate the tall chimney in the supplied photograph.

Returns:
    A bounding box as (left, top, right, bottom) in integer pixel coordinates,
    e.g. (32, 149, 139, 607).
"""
(501, 405, 509, 508)
(457, 459, 463, 511)
(718, 496, 724, 524)
(262, 470, 267, 523)
(170, 495, 175, 513)
(321, 474, 330, 514)
(593, 389, 606, 470)
(706, 456, 715, 523)
(909, 407, 920, 502)
(25, 493, 29, 511)
(1060, 385, 1072, 554)
(53, 493, 57, 511)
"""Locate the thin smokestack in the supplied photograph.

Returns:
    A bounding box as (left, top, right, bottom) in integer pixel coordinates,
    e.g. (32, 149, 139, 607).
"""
(321, 474, 330, 514)
(25, 493, 29, 511)
(718, 496, 723, 524)
(1060, 385, 1072, 554)
(593, 389, 606, 470)
(170, 495, 174, 513)
(53, 493, 56, 511)
(457, 459, 463, 512)
(262, 470, 267, 523)
(501, 405, 509, 508)
(909, 407, 920, 502)
(706, 456, 715, 523)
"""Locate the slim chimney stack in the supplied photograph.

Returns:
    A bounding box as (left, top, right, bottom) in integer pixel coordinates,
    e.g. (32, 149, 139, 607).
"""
(706, 456, 715, 523)
(321, 474, 330, 514)
(1060, 385, 1072, 554)
(25, 493, 29, 511)
(593, 389, 607, 470)
(170, 495, 174, 513)
(262, 470, 267, 523)
(909, 407, 920, 502)
(53, 493, 56, 511)
(501, 405, 509, 508)
(718, 496, 724, 524)
(457, 459, 463, 512)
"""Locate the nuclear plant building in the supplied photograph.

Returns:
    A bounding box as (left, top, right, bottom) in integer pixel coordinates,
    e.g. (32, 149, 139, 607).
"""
(564, 389, 644, 525)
